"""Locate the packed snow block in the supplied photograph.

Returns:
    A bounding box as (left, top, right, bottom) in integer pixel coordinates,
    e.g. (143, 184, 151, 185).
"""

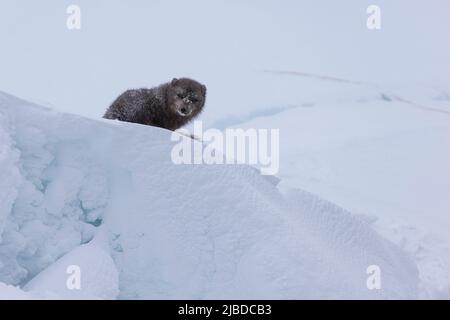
(24, 228, 119, 299)
(0, 92, 418, 299)
(0, 105, 22, 237)
(0, 93, 98, 285)
(0, 98, 26, 284)
(0, 283, 32, 300)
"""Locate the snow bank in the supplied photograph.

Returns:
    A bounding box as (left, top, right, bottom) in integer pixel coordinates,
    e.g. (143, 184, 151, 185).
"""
(0, 92, 418, 299)
(24, 228, 119, 299)
(230, 80, 450, 298)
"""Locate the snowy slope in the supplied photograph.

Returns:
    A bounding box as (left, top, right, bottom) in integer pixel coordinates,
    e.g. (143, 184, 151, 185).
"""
(0, 92, 419, 299)
(230, 74, 450, 298)
(23, 227, 119, 299)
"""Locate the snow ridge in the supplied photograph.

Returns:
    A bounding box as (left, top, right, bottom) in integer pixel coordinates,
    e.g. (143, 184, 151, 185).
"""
(0, 92, 419, 299)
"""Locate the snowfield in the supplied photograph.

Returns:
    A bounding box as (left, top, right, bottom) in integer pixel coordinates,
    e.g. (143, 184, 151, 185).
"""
(1, 0, 449, 300)
(229, 75, 450, 299)
(0, 91, 421, 299)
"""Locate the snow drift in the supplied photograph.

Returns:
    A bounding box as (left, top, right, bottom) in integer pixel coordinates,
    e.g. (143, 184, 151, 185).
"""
(0, 92, 418, 299)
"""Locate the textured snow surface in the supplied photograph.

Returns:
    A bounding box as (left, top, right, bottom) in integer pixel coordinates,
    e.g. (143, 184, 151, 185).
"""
(24, 227, 119, 299)
(221, 77, 450, 299)
(0, 92, 419, 299)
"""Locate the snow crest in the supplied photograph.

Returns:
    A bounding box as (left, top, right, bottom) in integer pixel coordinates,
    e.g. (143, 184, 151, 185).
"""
(0, 92, 418, 299)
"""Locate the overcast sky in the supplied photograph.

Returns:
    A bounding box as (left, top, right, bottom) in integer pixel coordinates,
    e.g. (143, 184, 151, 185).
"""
(1, 0, 449, 120)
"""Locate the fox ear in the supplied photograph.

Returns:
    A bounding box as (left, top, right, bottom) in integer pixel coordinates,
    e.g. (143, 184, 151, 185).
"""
(171, 78, 178, 85)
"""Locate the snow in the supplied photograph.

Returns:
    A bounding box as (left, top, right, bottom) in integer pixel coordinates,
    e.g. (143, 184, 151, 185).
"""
(1, 1, 449, 120)
(230, 77, 450, 299)
(0, 283, 32, 300)
(0, 92, 419, 299)
(24, 227, 119, 299)
(0, 0, 449, 300)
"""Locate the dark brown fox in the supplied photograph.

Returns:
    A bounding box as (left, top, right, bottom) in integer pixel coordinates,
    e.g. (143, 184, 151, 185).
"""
(104, 78, 206, 131)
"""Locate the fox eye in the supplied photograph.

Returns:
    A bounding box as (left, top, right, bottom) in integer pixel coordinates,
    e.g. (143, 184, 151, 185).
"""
(191, 98, 198, 103)
(177, 93, 184, 99)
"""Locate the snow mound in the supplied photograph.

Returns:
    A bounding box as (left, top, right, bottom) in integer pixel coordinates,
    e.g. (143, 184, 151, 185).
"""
(24, 227, 119, 299)
(0, 92, 418, 299)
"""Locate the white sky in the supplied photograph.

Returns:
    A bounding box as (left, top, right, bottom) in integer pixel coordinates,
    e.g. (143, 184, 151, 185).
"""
(0, 0, 449, 120)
